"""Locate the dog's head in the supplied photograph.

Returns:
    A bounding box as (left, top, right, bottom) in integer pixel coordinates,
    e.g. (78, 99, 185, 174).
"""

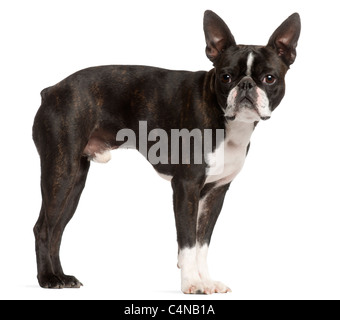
(204, 10, 301, 123)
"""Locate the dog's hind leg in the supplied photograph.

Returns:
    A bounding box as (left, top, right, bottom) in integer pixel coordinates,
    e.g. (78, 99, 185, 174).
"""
(49, 157, 90, 288)
(33, 99, 93, 288)
(33, 151, 90, 288)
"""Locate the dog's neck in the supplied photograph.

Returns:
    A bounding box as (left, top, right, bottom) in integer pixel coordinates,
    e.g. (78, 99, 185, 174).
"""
(225, 119, 256, 147)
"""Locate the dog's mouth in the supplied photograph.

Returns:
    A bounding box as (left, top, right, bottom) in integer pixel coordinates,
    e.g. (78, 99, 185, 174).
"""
(240, 96, 254, 107)
(225, 87, 272, 122)
(226, 111, 271, 122)
(225, 103, 271, 122)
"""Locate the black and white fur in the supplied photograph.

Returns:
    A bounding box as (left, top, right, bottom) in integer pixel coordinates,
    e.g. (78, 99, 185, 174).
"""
(32, 11, 300, 293)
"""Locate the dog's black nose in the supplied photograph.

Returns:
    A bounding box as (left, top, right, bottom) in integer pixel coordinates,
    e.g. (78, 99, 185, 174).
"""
(238, 77, 256, 91)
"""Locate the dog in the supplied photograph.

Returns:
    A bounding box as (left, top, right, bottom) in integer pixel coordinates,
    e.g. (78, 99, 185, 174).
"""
(32, 10, 300, 294)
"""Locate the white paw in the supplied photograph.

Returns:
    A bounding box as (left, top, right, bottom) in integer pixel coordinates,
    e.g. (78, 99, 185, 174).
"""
(182, 279, 205, 294)
(208, 280, 232, 294)
(182, 279, 231, 294)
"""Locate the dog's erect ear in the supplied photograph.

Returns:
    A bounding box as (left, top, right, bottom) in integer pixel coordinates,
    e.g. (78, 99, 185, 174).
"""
(204, 10, 236, 62)
(267, 13, 301, 66)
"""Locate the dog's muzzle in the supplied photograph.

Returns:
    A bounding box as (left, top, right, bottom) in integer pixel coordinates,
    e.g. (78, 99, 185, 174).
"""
(225, 76, 271, 122)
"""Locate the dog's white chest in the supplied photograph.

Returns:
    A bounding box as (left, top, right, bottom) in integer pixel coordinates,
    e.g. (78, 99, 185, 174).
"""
(205, 121, 255, 185)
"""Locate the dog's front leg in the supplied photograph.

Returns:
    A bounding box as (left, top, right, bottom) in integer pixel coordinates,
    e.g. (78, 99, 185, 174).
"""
(196, 183, 232, 294)
(172, 177, 205, 294)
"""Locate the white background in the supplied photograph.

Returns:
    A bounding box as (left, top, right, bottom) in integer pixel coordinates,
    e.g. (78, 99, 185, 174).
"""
(1, 0, 339, 300)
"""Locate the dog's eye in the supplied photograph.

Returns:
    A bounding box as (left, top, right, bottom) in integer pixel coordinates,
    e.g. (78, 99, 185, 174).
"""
(221, 74, 232, 84)
(263, 75, 276, 85)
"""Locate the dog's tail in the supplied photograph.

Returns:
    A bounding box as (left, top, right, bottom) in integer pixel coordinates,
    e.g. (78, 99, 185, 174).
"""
(33, 87, 52, 153)
(40, 87, 50, 101)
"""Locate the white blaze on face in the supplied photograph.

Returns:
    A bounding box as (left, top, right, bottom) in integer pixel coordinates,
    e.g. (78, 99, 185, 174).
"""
(246, 52, 255, 76)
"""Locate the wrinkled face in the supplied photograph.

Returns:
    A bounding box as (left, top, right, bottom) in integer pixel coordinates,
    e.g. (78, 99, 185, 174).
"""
(214, 45, 289, 123)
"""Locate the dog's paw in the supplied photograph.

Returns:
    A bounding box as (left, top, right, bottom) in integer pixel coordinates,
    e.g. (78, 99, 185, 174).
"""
(205, 280, 232, 294)
(59, 275, 83, 288)
(38, 274, 65, 289)
(182, 279, 231, 294)
(181, 280, 205, 294)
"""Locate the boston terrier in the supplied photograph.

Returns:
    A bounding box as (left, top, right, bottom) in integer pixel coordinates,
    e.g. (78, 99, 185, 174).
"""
(32, 10, 300, 294)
